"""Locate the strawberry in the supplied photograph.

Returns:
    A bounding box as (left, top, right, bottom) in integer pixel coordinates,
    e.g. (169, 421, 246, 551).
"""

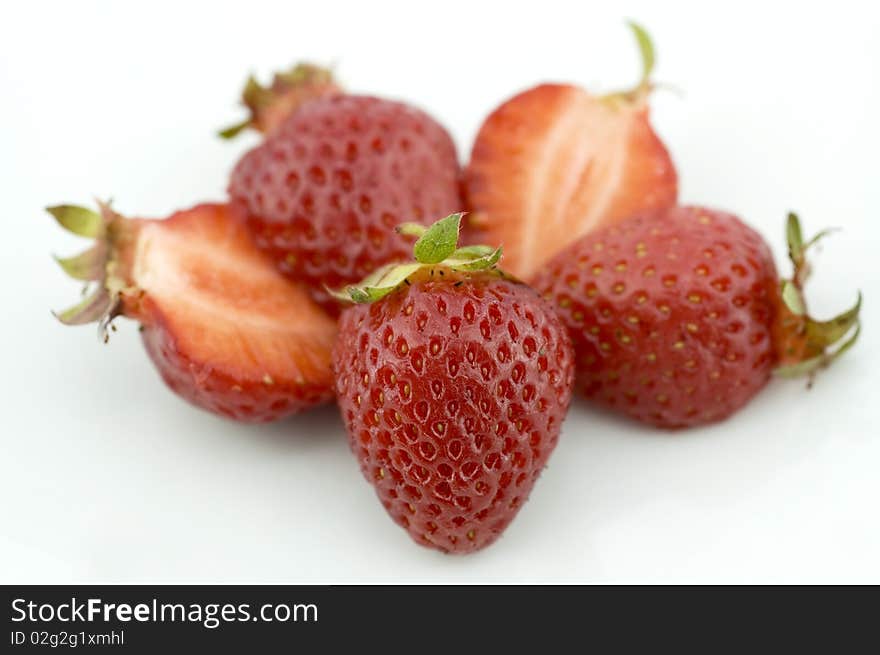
(532, 207, 861, 428)
(48, 202, 337, 422)
(225, 65, 463, 314)
(332, 214, 575, 553)
(464, 22, 677, 281)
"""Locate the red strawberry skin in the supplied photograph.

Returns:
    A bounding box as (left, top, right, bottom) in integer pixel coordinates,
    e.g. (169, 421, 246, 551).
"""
(464, 84, 677, 281)
(122, 204, 338, 422)
(333, 271, 574, 553)
(229, 95, 462, 313)
(533, 206, 779, 428)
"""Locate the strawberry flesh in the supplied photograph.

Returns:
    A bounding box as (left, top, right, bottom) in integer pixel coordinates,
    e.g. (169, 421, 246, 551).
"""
(465, 84, 677, 281)
(125, 204, 337, 422)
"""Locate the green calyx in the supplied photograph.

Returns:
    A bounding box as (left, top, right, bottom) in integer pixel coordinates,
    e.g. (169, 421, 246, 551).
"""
(774, 212, 862, 379)
(47, 202, 126, 341)
(218, 62, 338, 139)
(329, 213, 504, 304)
(602, 20, 656, 106)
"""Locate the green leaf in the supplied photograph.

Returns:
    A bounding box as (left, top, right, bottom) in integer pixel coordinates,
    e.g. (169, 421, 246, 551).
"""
(781, 280, 806, 315)
(413, 213, 463, 264)
(802, 227, 838, 252)
(396, 222, 428, 239)
(218, 119, 250, 139)
(54, 244, 106, 281)
(46, 205, 104, 238)
(805, 291, 862, 346)
(450, 245, 495, 260)
(241, 75, 271, 108)
(786, 212, 804, 263)
(331, 263, 423, 304)
(775, 323, 861, 379)
(52, 288, 113, 325)
(446, 246, 503, 271)
(627, 20, 655, 87)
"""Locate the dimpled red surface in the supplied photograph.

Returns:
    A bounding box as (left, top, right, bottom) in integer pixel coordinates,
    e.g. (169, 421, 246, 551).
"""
(533, 206, 780, 428)
(333, 273, 574, 553)
(229, 95, 462, 313)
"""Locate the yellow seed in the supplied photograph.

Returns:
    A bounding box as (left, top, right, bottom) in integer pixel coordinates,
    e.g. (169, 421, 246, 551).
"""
(698, 214, 712, 224)
(466, 530, 476, 540)
(656, 394, 669, 404)
(590, 326, 600, 335)
(688, 294, 702, 304)
(263, 374, 274, 385)
(659, 304, 670, 314)
(686, 323, 698, 333)
(615, 262, 627, 272)
(592, 265, 603, 276)
(646, 353, 656, 362)
(710, 371, 721, 379)
(636, 294, 647, 305)
(600, 342, 611, 351)
(627, 315, 639, 325)
(673, 341, 684, 349)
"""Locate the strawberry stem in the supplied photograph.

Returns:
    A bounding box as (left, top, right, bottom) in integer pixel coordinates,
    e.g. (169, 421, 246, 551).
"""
(219, 62, 340, 138)
(602, 21, 657, 106)
(47, 202, 128, 341)
(330, 213, 505, 304)
(774, 213, 861, 380)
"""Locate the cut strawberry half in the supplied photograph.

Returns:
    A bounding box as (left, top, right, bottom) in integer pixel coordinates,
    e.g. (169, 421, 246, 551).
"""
(49, 202, 337, 422)
(464, 22, 678, 281)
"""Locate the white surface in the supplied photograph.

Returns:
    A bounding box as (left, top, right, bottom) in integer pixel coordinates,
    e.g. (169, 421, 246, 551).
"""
(1, 0, 878, 583)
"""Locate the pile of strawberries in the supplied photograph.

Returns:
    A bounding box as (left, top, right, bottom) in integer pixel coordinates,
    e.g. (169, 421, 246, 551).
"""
(48, 24, 861, 554)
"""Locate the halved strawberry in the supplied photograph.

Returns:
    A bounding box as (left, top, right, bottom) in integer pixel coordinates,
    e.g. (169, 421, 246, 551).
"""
(464, 22, 677, 281)
(49, 202, 337, 422)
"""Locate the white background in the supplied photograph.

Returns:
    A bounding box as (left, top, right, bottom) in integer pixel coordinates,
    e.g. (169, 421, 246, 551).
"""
(1, 0, 878, 583)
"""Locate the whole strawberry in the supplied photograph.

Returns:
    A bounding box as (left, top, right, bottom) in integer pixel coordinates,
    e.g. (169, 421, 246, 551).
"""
(333, 215, 575, 553)
(48, 202, 337, 422)
(464, 22, 677, 281)
(225, 65, 463, 314)
(533, 206, 861, 428)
